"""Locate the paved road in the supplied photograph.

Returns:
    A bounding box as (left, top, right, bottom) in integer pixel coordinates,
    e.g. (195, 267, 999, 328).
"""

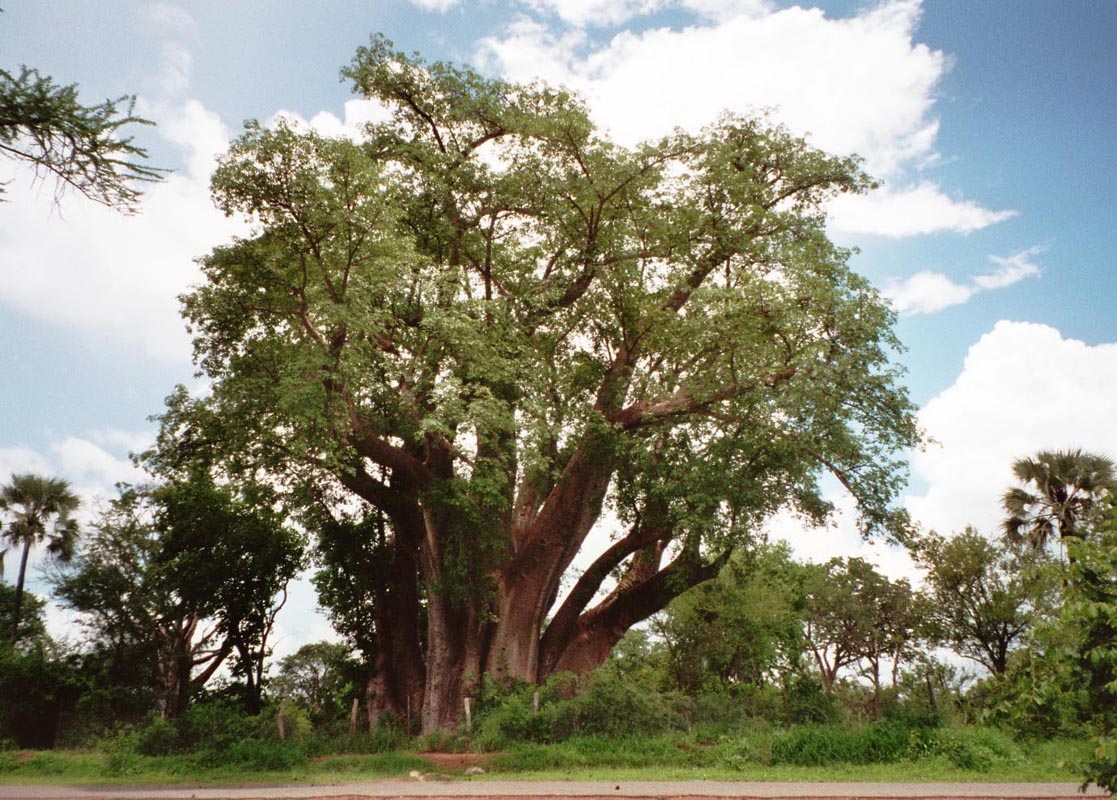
(0, 781, 1105, 800)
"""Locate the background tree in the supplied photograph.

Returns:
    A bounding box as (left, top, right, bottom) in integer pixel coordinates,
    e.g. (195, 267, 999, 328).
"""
(149, 36, 918, 732)
(1002, 449, 1116, 552)
(272, 641, 361, 727)
(915, 527, 1056, 676)
(312, 510, 419, 729)
(51, 485, 228, 719)
(0, 619, 79, 749)
(0, 473, 80, 642)
(0, 65, 163, 211)
(156, 477, 305, 715)
(802, 557, 919, 713)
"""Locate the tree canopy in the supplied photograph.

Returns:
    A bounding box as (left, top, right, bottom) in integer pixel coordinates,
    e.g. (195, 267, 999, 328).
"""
(914, 527, 1056, 675)
(1002, 449, 1116, 551)
(151, 35, 919, 732)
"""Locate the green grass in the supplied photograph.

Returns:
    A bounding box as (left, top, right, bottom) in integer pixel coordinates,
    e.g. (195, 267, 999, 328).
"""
(477, 733, 1090, 783)
(0, 733, 1091, 786)
(0, 749, 432, 786)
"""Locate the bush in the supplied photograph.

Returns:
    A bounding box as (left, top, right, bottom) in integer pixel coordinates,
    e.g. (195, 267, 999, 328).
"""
(474, 667, 683, 748)
(135, 716, 178, 756)
(925, 727, 1020, 772)
(715, 734, 774, 769)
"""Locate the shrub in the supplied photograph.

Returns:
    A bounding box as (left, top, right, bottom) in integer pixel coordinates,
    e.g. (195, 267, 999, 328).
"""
(135, 716, 178, 756)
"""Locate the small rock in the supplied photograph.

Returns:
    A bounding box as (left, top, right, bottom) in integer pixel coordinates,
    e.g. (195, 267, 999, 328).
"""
(408, 770, 427, 781)
(465, 766, 486, 776)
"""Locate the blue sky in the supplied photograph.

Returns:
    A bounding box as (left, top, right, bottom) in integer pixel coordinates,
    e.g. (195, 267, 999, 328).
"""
(3, 0, 1116, 650)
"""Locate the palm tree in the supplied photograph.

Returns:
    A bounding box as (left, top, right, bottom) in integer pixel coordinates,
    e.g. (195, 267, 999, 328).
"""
(0, 473, 81, 641)
(1002, 449, 1116, 552)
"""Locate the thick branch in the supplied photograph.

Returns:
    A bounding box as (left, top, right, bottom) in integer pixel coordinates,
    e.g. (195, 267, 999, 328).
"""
(540, 523, 668, 662)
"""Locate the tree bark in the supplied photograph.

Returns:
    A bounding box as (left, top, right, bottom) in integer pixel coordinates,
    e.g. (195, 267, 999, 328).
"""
(10, 539, 31, 641)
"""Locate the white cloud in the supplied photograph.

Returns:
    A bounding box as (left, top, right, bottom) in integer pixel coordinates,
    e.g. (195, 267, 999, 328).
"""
(156, 99, 232, 182)
(524, 0, 669, 27)
(88, 429, 156, 454)
(974, 245, 1043, 290)
(273, 98, 394, 141)
(681, 0, 774, 23)
(767, 493, 919, 582)
(906, 321, 1117, 537)
(883, 246, 1043, 315)
(880, 246, 1045, 315)
(0, 447, 54, 480)
(828, 182, 1017, 238)
(407, 0, 462, 11)
(140, 4, 198, 98)
(0, 100, 244, 363)
(141, 2, 198, 38)
(883, 270, 976, 315)
(54, 436, 145, 493)
(479, 1, 944, 176)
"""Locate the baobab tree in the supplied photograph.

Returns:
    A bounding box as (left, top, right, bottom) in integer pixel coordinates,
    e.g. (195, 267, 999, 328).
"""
(148, 36, 919, 733)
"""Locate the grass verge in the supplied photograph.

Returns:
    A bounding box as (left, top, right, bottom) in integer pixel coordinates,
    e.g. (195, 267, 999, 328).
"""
(0, 733, 1091, 786)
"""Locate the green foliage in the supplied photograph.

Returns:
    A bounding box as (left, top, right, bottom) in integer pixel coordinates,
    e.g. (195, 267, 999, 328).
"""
(801, 557, 921, 705)
(0, 583, 47, 646)
(1059, 500, 1117, 791)
(766, 723, 1021, 772)
(654, 543, 808, 695)
(155, 477, 306, 713)
(1, 473, 81, 643)
(271, 642, 360, 726)
(1002, 449, 1116, 550)
(0, 66, 164, 211)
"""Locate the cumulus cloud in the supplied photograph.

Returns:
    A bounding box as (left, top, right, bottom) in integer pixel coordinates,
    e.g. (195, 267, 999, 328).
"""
(681, 0, 773, 23)
(0, 66, 243, 363)
(272, 98, 394, 141)
(828, 183, 1017, 238)
(478, 0, 1011, 238)
(770, 320, 1117, 584)
(883, 247, 1043, 315)
(884, 270, 976, 315)
(0, 447, 54, 479)
(907, 321, 1117, 537)
(479, 1, 942, 174)
(0, 149, 244, 362)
